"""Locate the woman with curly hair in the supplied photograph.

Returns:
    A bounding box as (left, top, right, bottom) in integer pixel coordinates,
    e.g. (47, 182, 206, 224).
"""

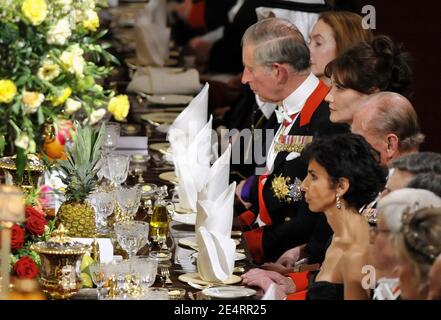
(242, 133, 386, 299)
(299, 133, 386, 299)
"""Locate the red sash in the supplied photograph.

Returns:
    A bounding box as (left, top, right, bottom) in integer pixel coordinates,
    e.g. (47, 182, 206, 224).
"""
(258, 174, 272, 225)
(257, 80, 329, 226)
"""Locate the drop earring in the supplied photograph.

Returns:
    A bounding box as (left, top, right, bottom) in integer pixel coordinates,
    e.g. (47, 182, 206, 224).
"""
(336, 195, 341, 209)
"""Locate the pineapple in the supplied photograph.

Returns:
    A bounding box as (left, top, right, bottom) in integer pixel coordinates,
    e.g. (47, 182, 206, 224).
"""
(56, 122, 105, 237)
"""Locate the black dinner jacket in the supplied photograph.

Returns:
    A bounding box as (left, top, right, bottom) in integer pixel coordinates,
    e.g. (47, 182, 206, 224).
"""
(251, 100, 349, 262)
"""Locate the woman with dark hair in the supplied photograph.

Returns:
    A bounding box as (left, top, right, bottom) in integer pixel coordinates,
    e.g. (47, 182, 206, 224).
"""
(242, 133, 386, 299)
(324, 35, 413, 124)
(299, 133, 386, 299)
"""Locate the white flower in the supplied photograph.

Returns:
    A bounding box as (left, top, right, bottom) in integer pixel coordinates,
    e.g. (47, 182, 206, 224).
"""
(56, 0, 72, 6)
(69, 10, 79, 26)
(47, 17, 72, 45)
(22, 91, 45, 113)
(15, 132, 30, 150)
(64, 98, 82, 114)
(60, 44, 85, 78)
(75, 9, 85, 22)
(55, 0, 72, 7)
(55, 0, 72, 13)
(83, 0, 96, 10)
(37, 60, 61, 81)
(89, 108, 106, 125)
(27, 139, 36, 154)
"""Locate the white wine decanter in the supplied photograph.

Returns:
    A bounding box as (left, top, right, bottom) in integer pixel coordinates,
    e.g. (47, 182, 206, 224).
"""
(149, 186, 174, 261)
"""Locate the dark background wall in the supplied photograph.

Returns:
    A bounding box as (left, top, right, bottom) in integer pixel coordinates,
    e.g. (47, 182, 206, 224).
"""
(354, 0, 441, 152)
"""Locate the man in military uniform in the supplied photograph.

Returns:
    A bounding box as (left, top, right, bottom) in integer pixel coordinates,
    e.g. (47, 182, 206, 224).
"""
(236, 18, 346, 264)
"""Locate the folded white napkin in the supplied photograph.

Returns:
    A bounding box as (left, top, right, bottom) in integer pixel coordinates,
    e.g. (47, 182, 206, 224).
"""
(198, 144, 231, 202)
(134, 0, 170, 66)
(173, 117, 213, 211)
(196, 227, 236, 283)
(126, 67, 201, 95)
(167, 83, 209, 151)
(195, 182, 236, 245)
(261, 283, 278, 300)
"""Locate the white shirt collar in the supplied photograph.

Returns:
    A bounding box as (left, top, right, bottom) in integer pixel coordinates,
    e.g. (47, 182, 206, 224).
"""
(255, 94, 277, 119)
(282, 73, 319, 116)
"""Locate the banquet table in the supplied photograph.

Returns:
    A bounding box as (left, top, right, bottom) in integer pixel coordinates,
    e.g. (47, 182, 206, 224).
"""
(70, 141, 263, 300)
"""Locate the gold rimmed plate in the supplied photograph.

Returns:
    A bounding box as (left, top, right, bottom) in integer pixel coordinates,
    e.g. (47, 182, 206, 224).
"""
(190, 251, 247, 262)
(178, 273, 242, 286)
(158, 171, 178, 184)
(140, 112, 179, 126)
(149, 142, 170, 153)
(146, 94, 193, 106)
(178, 237, 240, 250)
(202, 287, 256, 299)
(172, 212, 196, 225)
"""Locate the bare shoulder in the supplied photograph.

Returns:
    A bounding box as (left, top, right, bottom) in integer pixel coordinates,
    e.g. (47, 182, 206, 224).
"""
(342, 248, 370, 279)
(342, 249, 371, 300)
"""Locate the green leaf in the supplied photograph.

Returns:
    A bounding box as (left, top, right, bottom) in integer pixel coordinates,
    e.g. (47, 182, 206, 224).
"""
(11, 99, 21, 114)
(0, 135, 4, 156)
(16, 147, 26, 180)
(37, 106, 44, 125)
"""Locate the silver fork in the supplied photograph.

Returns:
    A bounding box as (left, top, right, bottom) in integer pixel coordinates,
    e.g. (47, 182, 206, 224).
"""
(160, 267, 173, 286)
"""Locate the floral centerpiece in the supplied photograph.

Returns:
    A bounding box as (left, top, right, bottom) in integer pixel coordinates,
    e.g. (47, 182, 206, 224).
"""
(0, 0, 130, 176)
(3, 186, 57, 279)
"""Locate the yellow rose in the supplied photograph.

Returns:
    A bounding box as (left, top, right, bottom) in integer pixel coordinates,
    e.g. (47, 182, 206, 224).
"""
(0, 79, 17, 104)
(52, 87, 72, 107)
(107, 95, 130, 121)
(82, 10, 100, 31)
(21, 0, 47, 26)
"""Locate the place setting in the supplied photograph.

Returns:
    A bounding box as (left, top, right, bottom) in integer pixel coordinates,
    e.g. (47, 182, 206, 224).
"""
(140, 112, 180, 127)
(177, 227, 256, 300)
(149, 142, 171, 154)
(145, 94, 193, 106)
(159, 171, 179, 185)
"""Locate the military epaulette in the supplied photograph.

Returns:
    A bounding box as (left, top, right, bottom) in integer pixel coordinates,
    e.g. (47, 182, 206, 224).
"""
(274, 135, 313, 153)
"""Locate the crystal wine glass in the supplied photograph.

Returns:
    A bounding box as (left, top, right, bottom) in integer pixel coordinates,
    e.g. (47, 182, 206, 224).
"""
(129, 257, 158, 291)
(107, 154, 130, 186)
(116, 185, 142, 217)
(88, 191, 115, 234)
(89, 262, 111, 300)
(102, 122, 120, 156)
(114, 221, 149, 260)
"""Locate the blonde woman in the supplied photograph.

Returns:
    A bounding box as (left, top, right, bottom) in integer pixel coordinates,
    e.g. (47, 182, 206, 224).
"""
(372, 188, 441, 300)
(392, 206, 441, 299)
